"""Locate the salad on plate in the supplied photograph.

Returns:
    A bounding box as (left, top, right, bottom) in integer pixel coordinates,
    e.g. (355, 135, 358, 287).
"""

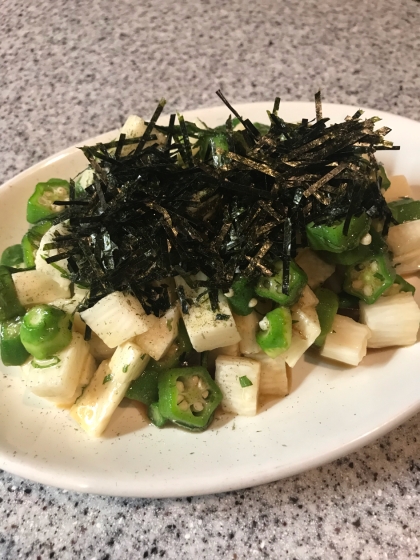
(1, 92, 420, 438)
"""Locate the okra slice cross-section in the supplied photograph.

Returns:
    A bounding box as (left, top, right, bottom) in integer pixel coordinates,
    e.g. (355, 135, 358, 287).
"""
(256, 307, 292, 358)
(255, 260, 307, 306)
(343, 252, 396, 304)
(20, 304, 73, 359)
(157, 366, 222, 431)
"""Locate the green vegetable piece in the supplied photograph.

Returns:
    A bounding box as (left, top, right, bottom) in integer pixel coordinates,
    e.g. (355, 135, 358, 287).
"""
(343, 252, 396, 304)
(384, 274, 416, 297)
(0, 266, 25, 321)
(388, 198, 420, 224)
(126, 364, 160, 405)
(26, 178, 69, 223)
(317, 228, 386, 266)
(148, 402, 168, 428)
(228, 276, 256, 316)
(209, 134, 229, 168)
(378, 164, 391, 191)
(337, 292, 360, 310)
(306, 213, 371, 253)
(0, 245, 24, 268)
(314, 288, 339, 347)
(239, 375, 253, 388)
(0, 317, 30, 366)
(255, 260, 307, 306)
(21, 220, 53, 268)
(394, 275, 415, 294)
(256, 307, 292, 358)
(20, 304, 72, 359)
(176, 319, 193, 355)
(157, 366, 222, 431)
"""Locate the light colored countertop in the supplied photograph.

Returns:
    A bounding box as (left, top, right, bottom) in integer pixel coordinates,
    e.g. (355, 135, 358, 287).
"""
(1, 0, 420, 558)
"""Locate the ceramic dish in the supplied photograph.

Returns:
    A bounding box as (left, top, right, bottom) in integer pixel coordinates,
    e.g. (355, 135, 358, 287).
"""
(1, 102, 419, 498)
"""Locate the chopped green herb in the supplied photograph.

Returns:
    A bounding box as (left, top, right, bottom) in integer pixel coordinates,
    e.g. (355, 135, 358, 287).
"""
(122, 365, 129, 373)
(239, 375, 253, 388)
(103, 374, 113, 384)
(166, 318, 173, 331)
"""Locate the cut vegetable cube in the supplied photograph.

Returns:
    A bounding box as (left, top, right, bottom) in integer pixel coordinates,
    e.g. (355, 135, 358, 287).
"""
(215, 356, 260, 416)
(80, 291, 151, 348)
(279, 306, 321, 367)
(393, 248, 420, 275)
(35, 223, 71, 290)
(207, 343, 240, 371)
(175, 276, 241, 353)
(233, 311, 261, 355)
(49, 352, 97, 408)
(296, 285, 319, 309)
(319, 315, 371, 366)
(135, 306, 180, 361)
(295, 248, 335, 289)
(21, 332, 91, 400)
(119, 115, 166, 155)
(387, 220, 420, 257)
(251, 353, 288, 397)
(13, 269, 70, 306)
(70, 341, 150, 436)
(360, 292, 420, 348)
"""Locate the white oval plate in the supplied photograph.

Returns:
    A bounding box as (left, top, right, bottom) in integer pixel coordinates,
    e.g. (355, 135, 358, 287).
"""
(1, 102, 420, 498)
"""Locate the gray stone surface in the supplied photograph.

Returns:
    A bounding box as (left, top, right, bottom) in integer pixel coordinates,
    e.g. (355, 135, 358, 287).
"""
(1, 0, 420, 557)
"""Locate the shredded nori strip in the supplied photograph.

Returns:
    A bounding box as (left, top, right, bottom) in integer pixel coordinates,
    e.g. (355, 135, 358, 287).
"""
(51, 93, 398, 314)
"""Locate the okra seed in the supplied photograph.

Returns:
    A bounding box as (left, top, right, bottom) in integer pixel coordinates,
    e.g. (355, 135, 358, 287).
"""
(201, 390, 209, 399)
(192, 402, 204, 412)
(176, 394, 184, 405)
(363, 285, 373, 297)
(352, 280, 364, 290)
(176, 381, 184, 392)
(179, 400, 189, 411)
(259, 317, 270, 331)
(370, 261, 379, 273)
(224, 289, 234, 298)
(191, 375, 199, 386)
(360, 233, 372, 246)
(248, 298, 258, 307)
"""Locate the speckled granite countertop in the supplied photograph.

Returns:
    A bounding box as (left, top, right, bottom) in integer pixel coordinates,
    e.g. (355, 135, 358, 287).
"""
(1, 0, 420, 558)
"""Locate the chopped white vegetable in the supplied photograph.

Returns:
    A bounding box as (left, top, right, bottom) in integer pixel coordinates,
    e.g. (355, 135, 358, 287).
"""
(360, 292, 420, 348)
(35, 223, 71, 290)
(320, 315, 371, 366)
(76, 168, 95, 189)
(13, 269, 70, 306)
(207, 343, 240, 371)
(383, 175, 412, 202)
(135, 305, 180, 360)
(233, 311, 261, 355)
(280, 305, 321, 368)
(296, 285, 319, 309)
(215, 356, 260, 416)
(119, 115, 166, 155)
(387, 220, 420, 257)
(50, 353, 97, 408)
(295, 248, 335, 289)
(392, 247, 420, 275)
(21, 332, 91, 401)
(251, 353, 288, 397)
(80, 291, 151, 348)
(88, 333, 116, 361)
(70, 341, 149, 436)
(49, 285, 89, 315)
(175, 275, 241, 352)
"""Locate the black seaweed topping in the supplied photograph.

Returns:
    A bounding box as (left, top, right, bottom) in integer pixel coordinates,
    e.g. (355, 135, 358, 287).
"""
(51, 93, 398, 314)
